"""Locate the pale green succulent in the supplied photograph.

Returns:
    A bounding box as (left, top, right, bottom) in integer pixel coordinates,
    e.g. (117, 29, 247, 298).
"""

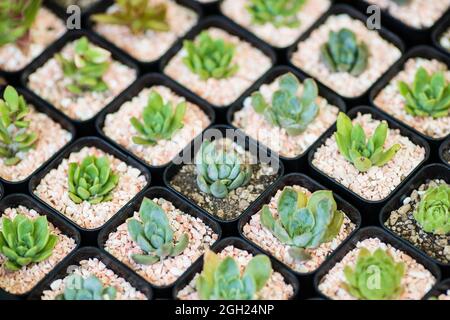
(247, 0, 306, 28)
(413, 184, 449, 235)
(56, 274, 117, 300)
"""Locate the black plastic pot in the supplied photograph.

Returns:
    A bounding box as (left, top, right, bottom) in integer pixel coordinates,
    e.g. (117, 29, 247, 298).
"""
(379, 164, 450, 274)
(85, 0, 203, 73)
(160, 15, 277, 122)
(313, 226, 441, 300)
(28, 136, 151, 245)
(0, 194, 81, 300)
(369, 46, 450, 155)
(95, 73, 216, 184)
(287, 4, 405, 107)
(97, 186, 222, 298)
(194, 0, 222, 15)
(21, 29, 140, 136)
(27, 246, 153, 300)
(163, 125, 284, 235)
(432, 11, 450, 55)
(46, 0, 106, 21)
(0, 86, 76, 194)
(172, 237, 300, 300)
(307, 106, 430, 226)
(237, 173, 361, 298)
(226, 65, 347, 172)
(424, 279, 450, 300)
(439, 137, 450, 168)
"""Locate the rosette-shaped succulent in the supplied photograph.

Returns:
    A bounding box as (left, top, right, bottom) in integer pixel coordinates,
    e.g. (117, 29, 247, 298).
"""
(56, 274, 117, 300)
(343, 248, 405, 300)
(398, 67, 450, 118)
(335, 112, 401, 172)
(182, 31, 239, 80)
(127, 198, 189, 265)
(260, 187, 344, 261)
(195, 140, 252, 199)
(68, 155, 119, 204)
(320, 28, 369, 76)
(56, 36, 111, 95)
(413, 184, 450, 235)
(91, 0, 169, 34)
(247, 0, 306, 28)
(196, 250, 272, 300)
(130, 90, 186, 145)
(0, 214, 58, 271)
(0, 86, 38, 166)
(251, 73, 319, 135)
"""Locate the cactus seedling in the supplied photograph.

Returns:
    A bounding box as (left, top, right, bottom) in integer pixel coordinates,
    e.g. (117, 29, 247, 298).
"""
(247, 0, 306, 28)
(56, 274, 117, 300)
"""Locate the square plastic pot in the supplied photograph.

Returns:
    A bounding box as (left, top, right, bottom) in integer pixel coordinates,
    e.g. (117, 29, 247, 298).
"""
(439, 137, 450, 168)
(424, 279, 450, 300)
(46, 0, 106, 21)
(432, 11, 450, 55)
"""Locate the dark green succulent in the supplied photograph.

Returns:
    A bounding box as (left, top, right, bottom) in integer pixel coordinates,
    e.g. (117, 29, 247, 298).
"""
(343, 248, 405, 300)
(56, 36, 111, 95)
(91, 0, 169, 34)
(130, 90, 186, 146)
(196, 250, 272, 300)
(195, 140, 252, 199)
(182, 31, 239, 80)
(320, 28, 369, 76)
(56, 274, 117, 300)
(260, 187, 344, 261)
(68, 155, 119, 204)
(247, 0, 306, 28)
(335, 112, 401, 172)
(0, 86, 38, 166)
(0, 214, 58, 271)
(127, 197, 189, 265)
(398, 67, 450, 118)
(251, 73, 319, 135)
(413, 184, 449, 235)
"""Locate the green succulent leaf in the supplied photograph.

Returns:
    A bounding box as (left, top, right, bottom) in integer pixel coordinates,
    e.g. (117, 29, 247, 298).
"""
(246, 0, 306, 28)
(56, 274, 117, 300)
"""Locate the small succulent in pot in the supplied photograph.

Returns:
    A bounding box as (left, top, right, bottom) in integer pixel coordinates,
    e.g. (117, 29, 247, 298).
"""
(196, 140, 252, 199)
(56, 274, 117, 300)
(335, 112, 401, 172)
(343, 248, 405, 300)
(68, 155, 119, 204)
(251, 72, 319, 135)
(0, 86, 38, 166)
(320, 28, 369, 77)
(259, 186, 344, 261)
(246, 0, 306, 28)
(196, 250, 272, 300)
(398, 67, 450, 118)
(130, 90, 186, 146)
(127, 198, 189, 265)
(0, 214, 58, 271)
(182, 31, 239, 80)
(413, 184, 449, 235)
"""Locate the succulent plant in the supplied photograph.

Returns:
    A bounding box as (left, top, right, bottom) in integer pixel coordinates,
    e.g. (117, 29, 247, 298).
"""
(182, 31, 239, 80)
(413, 184, 450, 235)
(0, 0, 41, 50)
(195, 140, 252, 199)
(343, 248, 405, 300)
(56, 36, 111, 95)
(130, 90, 186, 146)
(335, 112, 401, 172)
(320, 28, 369, 77)
(68, 155, 119, 204)
(0, 214, 58, 271)
(251, 73, 319, 135)
(398, 67, 450, 118)
(391, 0, 411, 5)
(127, 197, 189, 265)
(56, 274, 117, 300)
(196, 250, 272, 300)
(247, 0, 305, 28)
(260, 187, 344, 261)
(91, 0, 169, 34)
(0, 86, 38, 166)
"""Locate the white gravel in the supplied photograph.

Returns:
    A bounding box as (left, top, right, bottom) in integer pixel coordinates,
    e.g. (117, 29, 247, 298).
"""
(440, 28, 450, 52)
(434, 289, 450, 300)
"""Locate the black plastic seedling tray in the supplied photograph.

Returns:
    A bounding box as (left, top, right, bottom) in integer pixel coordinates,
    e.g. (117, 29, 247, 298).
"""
(97, 186, 222, 298)
(226, 65, 347, 172)
(27, 246, 153, 300)
(313, 226, 441, 300)
(424, 279, 450, 300)
(237, 173, 361, 298)
(95, 72, 216, 184)
(0, 194, 81, 300)
(28, 136, 151, 245)
(307, 106, 430, 226)
(46, 0, 106, 21)
(172, 236, 300, 300)
(439, 137, 450, 168)
(432, 11, 450, 55)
